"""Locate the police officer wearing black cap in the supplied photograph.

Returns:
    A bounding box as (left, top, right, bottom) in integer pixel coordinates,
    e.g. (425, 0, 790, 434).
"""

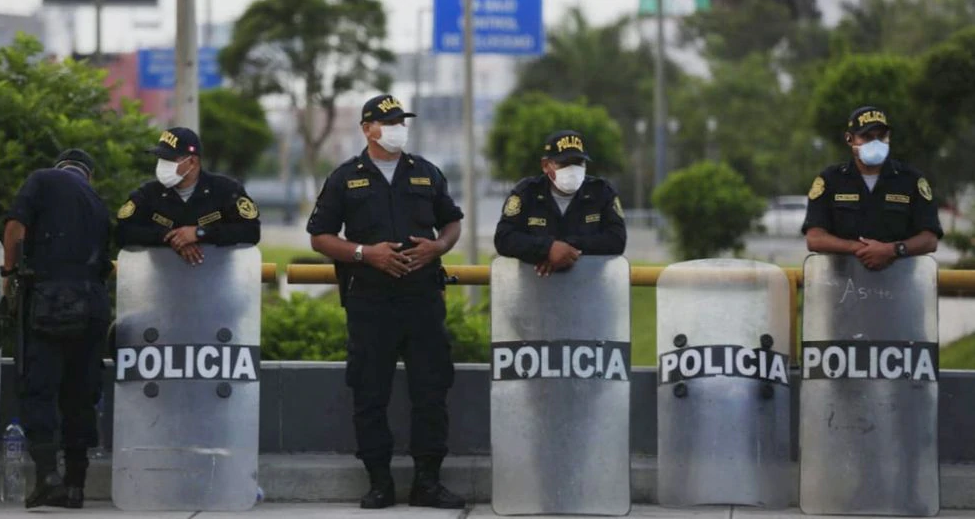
(307, 94, 465, 510)
(803, 107, 942, 269)
(494, 130, 627, 274)
(2, 149, 113, 509)
(116, 127, 261, 261)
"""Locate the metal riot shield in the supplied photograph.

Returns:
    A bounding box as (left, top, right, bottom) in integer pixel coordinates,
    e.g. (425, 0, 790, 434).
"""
(112, 246, 261, 511)
(657, 259, 792, 508)
(800, 254, 939, 516)
(491, 256, 631, 516)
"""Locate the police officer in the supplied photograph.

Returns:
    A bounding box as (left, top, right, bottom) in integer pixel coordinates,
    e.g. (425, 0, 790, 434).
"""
(802, 107, 942, 269)
(494, 130, 627, 274)
(307, 94, 465, 509)
(2, 149, 113, 509)
(116, 127, 261, 257)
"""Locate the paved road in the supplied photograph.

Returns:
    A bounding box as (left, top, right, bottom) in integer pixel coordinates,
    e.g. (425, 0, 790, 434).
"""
(2, 503, 975, 518)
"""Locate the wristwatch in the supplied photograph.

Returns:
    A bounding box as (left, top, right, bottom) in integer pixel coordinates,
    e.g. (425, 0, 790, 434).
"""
(353, 244, 364, 262)
(894, 242, 908, 258)
(196, 227, 207, 241)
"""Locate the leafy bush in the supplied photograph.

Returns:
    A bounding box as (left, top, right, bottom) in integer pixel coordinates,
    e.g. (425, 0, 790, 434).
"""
(260, 292, 491, 362)
(0, 34, 156, 229)
(652, 160, 765, 260)
(261, 293, 348, 361)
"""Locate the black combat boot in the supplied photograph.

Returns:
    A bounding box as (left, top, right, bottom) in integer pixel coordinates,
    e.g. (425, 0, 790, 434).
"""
(409, 456, 465, 509)
(60, 448, 88, 508)
(25, 472, 68, 509)
(360, 462, 395, 509)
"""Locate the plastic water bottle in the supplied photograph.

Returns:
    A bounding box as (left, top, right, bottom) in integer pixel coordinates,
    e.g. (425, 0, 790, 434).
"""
(2, 418, 27, 503)
(90, 397, 107, 458)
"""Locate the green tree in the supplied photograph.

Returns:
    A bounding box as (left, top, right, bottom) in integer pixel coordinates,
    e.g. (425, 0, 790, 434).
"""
(486, 93, 624, 183)
(652, 161, 765, 260)
(0, 33, 156, 221)
(831, 0, 975, 57)
(199, 88, 274, 180)
(220, 0, 393, 179)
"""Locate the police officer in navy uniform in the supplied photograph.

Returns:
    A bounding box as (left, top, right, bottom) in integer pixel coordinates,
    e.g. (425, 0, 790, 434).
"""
(307, 95, 465, 509)
(2, 149, 113, 509)
(803, 107, 942, 269)
(494, 130, 627, 274)
(116, 127, 261, 258)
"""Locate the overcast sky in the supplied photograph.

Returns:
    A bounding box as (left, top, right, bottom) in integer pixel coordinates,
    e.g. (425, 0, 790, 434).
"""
(2, 0, 846, 56)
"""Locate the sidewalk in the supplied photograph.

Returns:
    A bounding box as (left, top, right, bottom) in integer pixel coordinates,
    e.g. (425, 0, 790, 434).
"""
(3, 503, 975, 518)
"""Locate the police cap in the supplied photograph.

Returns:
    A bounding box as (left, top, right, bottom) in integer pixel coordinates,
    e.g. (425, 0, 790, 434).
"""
(360, 94, 416, 124)
(542, 130, 592, 163)
(147, 127, 203, 161)
(847, 106, 890, 135)
(55, 148, 96, 176)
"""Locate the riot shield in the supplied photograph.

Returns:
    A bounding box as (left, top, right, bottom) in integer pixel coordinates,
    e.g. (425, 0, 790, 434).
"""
(491, 256, 630, 516)
(800, 254, 939, 516)
(657, 259, 792, 508)
(112, 246, 261, 511)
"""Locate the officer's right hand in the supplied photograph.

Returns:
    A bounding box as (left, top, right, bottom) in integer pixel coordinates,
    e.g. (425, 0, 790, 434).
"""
(364, 242, 411, 278)
(548, 240, 582, 270)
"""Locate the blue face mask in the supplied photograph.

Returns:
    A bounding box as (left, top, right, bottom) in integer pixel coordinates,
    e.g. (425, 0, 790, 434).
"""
(857, 140, 889, 166)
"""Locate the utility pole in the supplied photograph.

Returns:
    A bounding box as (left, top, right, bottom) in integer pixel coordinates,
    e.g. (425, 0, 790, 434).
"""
(653, 0, 667, 193)
(94, 0, 103, 64)
(413, 7, 425, 155)
(462, 0, 478, 305)
(174, 0, 199, 131)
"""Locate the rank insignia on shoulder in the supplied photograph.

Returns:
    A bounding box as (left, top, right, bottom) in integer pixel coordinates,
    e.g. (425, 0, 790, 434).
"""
(503, 195, 522, 217)
(236, 197, 260, 220)
(613, 197, 624, 218)
(118, 200, 135, 219)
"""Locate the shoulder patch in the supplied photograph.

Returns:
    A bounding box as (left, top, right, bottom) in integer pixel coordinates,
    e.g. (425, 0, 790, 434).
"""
(503, 195, 522, 217)
(918, 178, 933, 201)
(117, 200, 135, 219)
(613, 197, 624, 218)
(236, 196, 260, 219)
(809, 177, 825, 200)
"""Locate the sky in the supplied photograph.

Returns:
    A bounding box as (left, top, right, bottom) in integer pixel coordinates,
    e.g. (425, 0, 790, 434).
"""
(1, 0, 847, 57)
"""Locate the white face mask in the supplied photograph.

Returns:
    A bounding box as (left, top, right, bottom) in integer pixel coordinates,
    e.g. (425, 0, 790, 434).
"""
(155, 158, 187, 188)
(376, 124, 409, 153)
(552, 164, 586, 194)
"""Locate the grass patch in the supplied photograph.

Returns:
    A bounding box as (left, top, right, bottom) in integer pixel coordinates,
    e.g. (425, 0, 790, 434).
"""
(941, 333, 975, 369)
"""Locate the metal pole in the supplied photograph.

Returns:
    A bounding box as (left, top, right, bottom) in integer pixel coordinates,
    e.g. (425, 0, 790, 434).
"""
(413, 7, 424, 155)
(635, 119, 647, 211)
(462, 0, 478, 305)
(174, 0, 199, 131)
(653, 0, 667, 193)
(94, 0, 103, 64)
(204, 0, 213, 48)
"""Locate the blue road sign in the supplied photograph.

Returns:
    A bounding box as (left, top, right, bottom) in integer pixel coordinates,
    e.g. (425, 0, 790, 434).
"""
(433, 0, 544, 55)
(137, 47, 222, 90)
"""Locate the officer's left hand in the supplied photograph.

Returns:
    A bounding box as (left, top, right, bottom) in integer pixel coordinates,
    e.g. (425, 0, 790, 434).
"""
(403, 236, 446, 271)
(165, 226, 199, 250)
(856, 238, 896, 270)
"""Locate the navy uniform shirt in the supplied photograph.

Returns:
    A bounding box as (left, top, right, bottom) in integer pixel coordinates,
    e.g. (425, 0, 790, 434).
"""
(307, 149, 464, 293)
(801, 159, 943, 241)
(116, 171, 261, 247)
(494, 175, 627, 264)
(5, 167, 112, 285)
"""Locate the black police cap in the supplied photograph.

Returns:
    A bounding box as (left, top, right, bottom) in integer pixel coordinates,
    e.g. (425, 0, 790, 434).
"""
(361, 94, 416, 124)
(147, 127, 203, 161)
(847, 106, 890, 135)
(542, 130, 591, 162)
(55, 148, 96, 176)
